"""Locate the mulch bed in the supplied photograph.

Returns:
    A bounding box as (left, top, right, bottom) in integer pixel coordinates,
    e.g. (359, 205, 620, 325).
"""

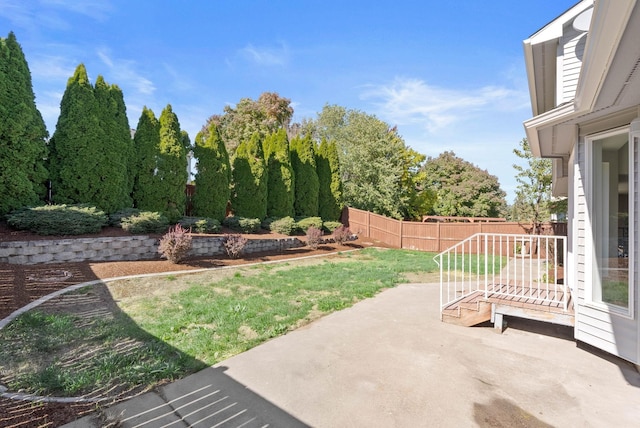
(0, 224, 389, 427)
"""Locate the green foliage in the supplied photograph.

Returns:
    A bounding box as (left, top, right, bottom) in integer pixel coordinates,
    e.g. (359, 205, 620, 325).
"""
(295, 216, 323, 233)
(290, 134, 319, 217)
(423, 151, 506, 218)
(158, 224, 192, 263)
(322, 221, 343, 233)
(0, 32, 49, 216)
(178, 216, 221, 233)
(307, 105, 426, 219)
(263, 129, 295, 218)
(316, 138, 343, 221)
(157, 105, 188, 220)
(192, 121, 231, 221)
(201, 92, 294, 159)
(264, 216, 296, 235)
(7, 204, 107, 235)
(223, 216, 261, 233)
(512, 138, 565, 224)
(48, 65, 132, 213)
(231, 133, 268, 219)
(121, 211, 169, 234)
(108, 208, 141, 226)
(132, 107, 162, 211)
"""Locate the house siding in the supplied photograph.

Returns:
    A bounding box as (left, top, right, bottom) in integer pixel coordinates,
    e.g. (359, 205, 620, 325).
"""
(574, 129, 639, 363)
(557, 24, 587, 104)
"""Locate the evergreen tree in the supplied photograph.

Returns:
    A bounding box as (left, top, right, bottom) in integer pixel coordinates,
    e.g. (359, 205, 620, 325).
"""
(231, 133, 267, 219)
(157, 104, 188, 221)
(48, 64, 103, 208)
(264, 129, 294, 218)
(132, 107, 162, 211)
(48, 65, 133, 213)
(193, 121, 231, 221)
(316, 138, 343, 221)
(0, 32, 48, 215)
(93, 76, 132, 210)
(290, 134, 319, 217)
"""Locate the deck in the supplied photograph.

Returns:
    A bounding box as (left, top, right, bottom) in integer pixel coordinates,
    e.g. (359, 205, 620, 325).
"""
(441, 284, 574, 330)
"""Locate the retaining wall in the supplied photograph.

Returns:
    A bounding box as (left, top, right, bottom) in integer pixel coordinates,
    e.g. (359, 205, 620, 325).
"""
(0, 235, 304, 265)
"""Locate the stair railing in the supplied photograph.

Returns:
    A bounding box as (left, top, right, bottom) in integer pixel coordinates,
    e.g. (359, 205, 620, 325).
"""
(434, 233, 568, 319)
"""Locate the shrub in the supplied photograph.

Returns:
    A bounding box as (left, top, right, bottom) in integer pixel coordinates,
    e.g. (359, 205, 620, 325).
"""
(268, 217, 296, 235)
(223, 216, 261, 234)
(306, 226, 323, 250)
(121, 211, 169, 234)
(322, 221, 343, 233)
(223, 233, 248, 259)
(178, 216, 221, 234)
(108, 208, 141, 227)
(6, 204, 107, 235)
(294, 216, 323, 234)
(158, 224, 192, 263)
(332, 225, 353, 245)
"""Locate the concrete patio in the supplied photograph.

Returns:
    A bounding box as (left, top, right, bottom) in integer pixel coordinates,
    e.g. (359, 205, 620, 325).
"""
(65, 282, 640, 427)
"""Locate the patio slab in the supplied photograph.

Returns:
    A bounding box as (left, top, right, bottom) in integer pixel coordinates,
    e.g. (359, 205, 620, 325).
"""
(66, 282, 640, 427)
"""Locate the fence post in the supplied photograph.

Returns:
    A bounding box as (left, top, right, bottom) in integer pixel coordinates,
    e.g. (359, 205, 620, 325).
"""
(437, 222, 441, 252)
(366, 210, 371, 238)
(399, 220, 403, 249)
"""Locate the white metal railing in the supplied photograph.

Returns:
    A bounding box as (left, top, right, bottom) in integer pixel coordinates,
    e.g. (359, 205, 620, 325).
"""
(434, 233, 568, 319)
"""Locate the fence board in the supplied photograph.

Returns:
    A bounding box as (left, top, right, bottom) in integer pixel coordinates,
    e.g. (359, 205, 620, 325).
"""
(342, 207, 567, 252)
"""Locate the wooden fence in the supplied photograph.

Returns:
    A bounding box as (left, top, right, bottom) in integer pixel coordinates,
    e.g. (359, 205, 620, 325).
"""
(342, 207, 567, 253)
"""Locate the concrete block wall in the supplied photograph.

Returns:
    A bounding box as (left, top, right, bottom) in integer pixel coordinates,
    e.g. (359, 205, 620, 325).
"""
(0, 235, 304, 265)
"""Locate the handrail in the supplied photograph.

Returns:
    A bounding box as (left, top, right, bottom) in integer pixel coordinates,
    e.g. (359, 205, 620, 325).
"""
(435, 233, 568, 320)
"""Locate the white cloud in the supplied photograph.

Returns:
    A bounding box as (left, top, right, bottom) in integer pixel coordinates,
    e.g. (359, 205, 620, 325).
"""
(97, 48, 156, 95)
(0, 0, 112, 32)
(360, 77, 528, 133)
(40, 0, 113, 22)
(29, 54, 77, 81)
(239, 42, 289, 66)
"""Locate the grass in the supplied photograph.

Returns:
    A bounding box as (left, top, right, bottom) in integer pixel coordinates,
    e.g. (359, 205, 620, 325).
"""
(602, 280, 629, 308)
(0, 248, 439, 398)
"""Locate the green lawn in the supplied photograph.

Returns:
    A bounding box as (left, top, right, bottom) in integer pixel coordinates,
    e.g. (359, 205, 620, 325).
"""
(0, 248, 439, 397)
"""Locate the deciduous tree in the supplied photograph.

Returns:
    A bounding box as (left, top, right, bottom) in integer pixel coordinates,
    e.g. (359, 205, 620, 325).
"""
(422, 151, 506, 218)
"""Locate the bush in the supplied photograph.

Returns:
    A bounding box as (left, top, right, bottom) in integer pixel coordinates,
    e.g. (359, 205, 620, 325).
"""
(158, 224, 192, 263)
(294, 216, 323, 234)
(267, 216, 296, 235)
(178, 216, 221, 234)
(332, 225, 353, 245)
(223, 233, 248, 258)
(121, 211, 169, 234)
(223, 216, 261, 234)
(6, 204, 107, 235)
(322, 221, 343, 233)
(306, 226, 323, 250)
(108, 208, 141, 227)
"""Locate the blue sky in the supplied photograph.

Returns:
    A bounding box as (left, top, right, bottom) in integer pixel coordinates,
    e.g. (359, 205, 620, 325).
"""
(0, 0, 577, 203)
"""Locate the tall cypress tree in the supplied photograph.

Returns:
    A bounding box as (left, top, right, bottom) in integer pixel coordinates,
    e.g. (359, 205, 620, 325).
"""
(132, 107, 162, 211)
(157, 104, 187, 221)
(317, 138, 343, 221)
(93, 76, 132, 210)
(0, 32, 48, 215)
(291, 134, 319, 217)
(48, 64, 103, 208)
(264, 129, 294, 218)
(193, 121, 231, 221)
(231, 133, 267, 219)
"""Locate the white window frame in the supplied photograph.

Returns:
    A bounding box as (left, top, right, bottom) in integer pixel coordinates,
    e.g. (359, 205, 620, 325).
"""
(585, 126, 635, 319)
